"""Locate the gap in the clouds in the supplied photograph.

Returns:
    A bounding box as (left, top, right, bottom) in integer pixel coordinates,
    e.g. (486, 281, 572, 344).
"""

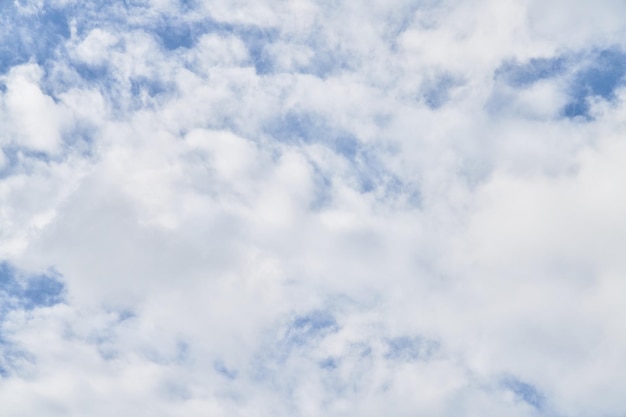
(0, 262, 65, 377)
(0, 0, 342, 82)
(137, 338, 192, 367)
(69, 61, 177, 116)
(63, 126, 99, 159)
(154, 18, 195, 50)
(421, 72, 464, 109)
(494, 47, 626, 120)
(115, 309, 136, 322)
(150, 14, 346, 77)
(564, 48, 626, 118)
(151, 17, 282, 75)
(234, 26, 280, 75)
(0, 340, 35, 379)
(267, 112, 419, 202)
(0, 145, 75, 179)
(384, 335, 439, 362)
(266, 112, 359, 158)
(285, 310, 338, 348)
(130, 76, 176, 102)
(147, 15, 281, 74)
(292, 41, 354, 78)
(502, 377, 546, 410)
(496, 56, 569, 88)
(71, 63, 111, 86)
(250, 299, 449, 395)
(178, 0, 198, 13)
(0, 263, 66, 314)
(309, 165, 334, 211)
(214, 359, 238, 380)
(319, 356, 339, 370)
(0, 148, 49, 179)
(81, 308, 137, 362)
(0, 3, 71, 75)
(249, 309, 342, 383)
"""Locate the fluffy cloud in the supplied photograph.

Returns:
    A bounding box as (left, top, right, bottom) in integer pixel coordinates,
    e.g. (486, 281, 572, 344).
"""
(1, 1, 626, 416)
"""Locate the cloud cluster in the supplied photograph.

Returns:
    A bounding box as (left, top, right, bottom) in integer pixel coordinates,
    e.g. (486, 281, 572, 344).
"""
(2, 0, 626, 416)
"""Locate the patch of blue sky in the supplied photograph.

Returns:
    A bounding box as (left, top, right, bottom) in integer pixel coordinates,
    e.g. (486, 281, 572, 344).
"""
(175, 340, 190, 363)
(275, 111, 414, 188)
(66, 68, 175, 118)
(21, 274, 65, 310)
(176, 0, 197, 13)
(0, 262, 65, 315)
(69, 61, 112, 87)
(266, 111, 362, 160)
(0, 0, 332, 110)
(421, 72, 464, 109)
(0, 146, 66, 180)
(502, 376, 546, 411)
(140, 339, 191, 366)
(393, 178, 422, 206)
(267, 112, 420, 204)
(232, 26, 280, 75)
(354, 149, 388, 189)
(495, 47, 626, 119)
(384, 335, 438, 362)
(115, 309, 136, 322)
(564, 48, 626, 118)
(130, 76, 175, 100)
(308, 165, 334, 211)
(0, 341, 35, 378)
(284, 310, 338, 348)
(386, 4, 420, 39)
(0, 3, 71, 74)
(60, 124, 98, 158)
(318, 357, 338, 370)
(81, 328, 120, 361)
(352, 149, 421, 206)
(62, 2, 124, 36)
(155, 20, 195, 50)
(142, 14, 284, 76)
(67, 67, 136, 118)
(154, 2, 401, 77)
(495, 56, 569, 88)
(139, 14, 281, 74)
(213, 359, 238, 380)
(248, 311, 339, 382)
(89, 310, 133, 360)
(291, 41, 353, 78)
(148, 13, 225, 51)
(0, 0, 309, 84)
(0, 264, 61, 375)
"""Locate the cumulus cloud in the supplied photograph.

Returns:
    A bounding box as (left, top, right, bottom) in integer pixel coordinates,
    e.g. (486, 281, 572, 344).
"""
(1, 0, 626, 416)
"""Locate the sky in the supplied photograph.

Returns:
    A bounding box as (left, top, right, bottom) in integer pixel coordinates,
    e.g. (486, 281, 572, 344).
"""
(1, 0, 626, 416)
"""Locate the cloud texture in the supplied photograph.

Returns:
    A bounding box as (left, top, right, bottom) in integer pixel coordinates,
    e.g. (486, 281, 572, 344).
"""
(2, 1, 626, 416)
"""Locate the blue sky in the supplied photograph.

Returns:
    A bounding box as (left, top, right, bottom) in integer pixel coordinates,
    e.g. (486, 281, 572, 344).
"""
(1, 1, 626, 416)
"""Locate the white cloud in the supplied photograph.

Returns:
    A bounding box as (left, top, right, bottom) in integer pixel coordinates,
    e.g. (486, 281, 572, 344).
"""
(1, 64, 71, 154)
(72, 29, 119, 67)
